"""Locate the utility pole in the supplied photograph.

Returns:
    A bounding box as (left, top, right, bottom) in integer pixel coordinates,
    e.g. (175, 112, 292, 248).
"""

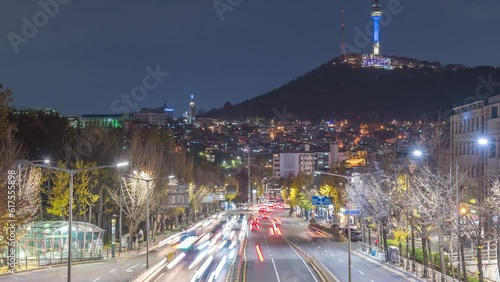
(247, 146, 251, 204)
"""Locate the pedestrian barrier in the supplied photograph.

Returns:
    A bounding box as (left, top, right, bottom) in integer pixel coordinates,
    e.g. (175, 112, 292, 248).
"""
(356, 242, 459, 282)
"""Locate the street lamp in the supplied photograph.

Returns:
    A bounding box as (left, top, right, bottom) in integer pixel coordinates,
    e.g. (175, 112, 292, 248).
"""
(14, 160, 128, 282)
(121, 172, 155, 269)
(413, 150, 423, 157)
(314, 171, 353, 282)
(314, 170, 382, 282)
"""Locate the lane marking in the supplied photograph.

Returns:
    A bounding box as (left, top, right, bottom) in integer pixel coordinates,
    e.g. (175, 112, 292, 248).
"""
(93, 278, 101, 282)
(109, 269, 116, 273)
(284, 239, 319, 282)
(271, 258, 281, 282)
(125, 263, 141, 272)
(339, 259, 343, 262)
(324, 250, 327, 253)
(359, 271, 365, 275)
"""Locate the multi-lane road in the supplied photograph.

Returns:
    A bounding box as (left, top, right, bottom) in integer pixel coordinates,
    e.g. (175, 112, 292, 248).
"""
(243, 214, 319, 282)
(1, 208, 415, 282)
(242, 209, 416, 282)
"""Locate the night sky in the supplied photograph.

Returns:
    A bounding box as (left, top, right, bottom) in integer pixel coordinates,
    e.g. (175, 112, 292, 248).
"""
(1, 0, 499, 117)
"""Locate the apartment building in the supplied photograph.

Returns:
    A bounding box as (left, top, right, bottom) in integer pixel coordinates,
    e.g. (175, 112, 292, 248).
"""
(450, 95, 500, 189)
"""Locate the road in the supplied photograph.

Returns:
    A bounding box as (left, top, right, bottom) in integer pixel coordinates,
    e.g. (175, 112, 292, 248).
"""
(155, 210, 248, 282)
(0, 215, 226, 282)
(0, 209, 415, 282)
(251, 209, 415, 282)
(242, 211, 319, 282)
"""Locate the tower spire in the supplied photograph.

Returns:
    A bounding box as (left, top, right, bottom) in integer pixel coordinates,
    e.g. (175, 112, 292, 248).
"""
(371, 0, 382, 56)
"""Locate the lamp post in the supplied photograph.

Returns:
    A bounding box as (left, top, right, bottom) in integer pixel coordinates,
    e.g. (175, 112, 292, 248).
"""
(314, 171, 353, 282)
(121, 173, 154, 269)
(314, 170, 382, 282)
(33, 159, 50, 221)
(15, 160, 128, 282)
(477, 137, 489, 282)
(111, 215, 117, 258)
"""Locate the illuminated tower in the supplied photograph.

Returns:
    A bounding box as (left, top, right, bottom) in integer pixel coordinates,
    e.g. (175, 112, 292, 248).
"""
(371, 0, 382, 56)
(188, 94, 195, 124)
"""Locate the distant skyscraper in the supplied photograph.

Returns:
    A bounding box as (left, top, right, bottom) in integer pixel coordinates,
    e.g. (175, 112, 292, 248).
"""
(188, 94, 195, 124)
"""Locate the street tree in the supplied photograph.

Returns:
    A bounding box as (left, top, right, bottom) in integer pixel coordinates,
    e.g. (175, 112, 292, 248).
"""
(109, 128, 167, 248)
(409, 164, 459, 277)
(46, 160, 100, 220)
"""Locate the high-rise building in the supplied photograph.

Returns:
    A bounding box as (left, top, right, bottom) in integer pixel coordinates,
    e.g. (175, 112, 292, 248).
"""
(188, 94, 196, 124)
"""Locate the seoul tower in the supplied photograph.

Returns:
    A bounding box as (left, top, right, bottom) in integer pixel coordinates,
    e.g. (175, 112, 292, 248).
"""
(371, 0, 382, 56)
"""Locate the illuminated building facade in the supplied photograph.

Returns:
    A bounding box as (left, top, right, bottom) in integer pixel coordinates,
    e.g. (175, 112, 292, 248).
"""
(79, 114, 125, 128)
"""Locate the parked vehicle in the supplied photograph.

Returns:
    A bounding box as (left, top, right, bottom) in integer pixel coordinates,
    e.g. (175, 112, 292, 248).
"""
(351, 231, 362, 242)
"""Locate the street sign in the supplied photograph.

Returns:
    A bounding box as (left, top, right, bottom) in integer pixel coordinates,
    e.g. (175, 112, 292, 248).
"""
(312, 196, 320, 205)
(322, 197, 331, 205)
(343, 209, 361, 215)
(312, 196, 331, 206)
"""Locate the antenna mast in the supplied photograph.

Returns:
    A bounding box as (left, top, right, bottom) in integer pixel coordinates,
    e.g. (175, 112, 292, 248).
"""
(341, 9, 347, 63)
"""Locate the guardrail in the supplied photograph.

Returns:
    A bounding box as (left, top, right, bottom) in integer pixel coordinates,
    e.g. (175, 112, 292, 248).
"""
(226, 233, 247, 282)
(130, 257, 167, 282)
(285, 239, 339, 282)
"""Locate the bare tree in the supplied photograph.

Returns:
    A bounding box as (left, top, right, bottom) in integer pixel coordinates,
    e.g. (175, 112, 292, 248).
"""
(109, 129, 167, 248)
(486, 180, 500, 277)
(409, 164, 460, 277)
(0, 133, 43, 252)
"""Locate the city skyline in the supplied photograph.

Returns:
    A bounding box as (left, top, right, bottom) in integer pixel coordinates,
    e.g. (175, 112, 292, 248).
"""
(1, 1, 499, 117)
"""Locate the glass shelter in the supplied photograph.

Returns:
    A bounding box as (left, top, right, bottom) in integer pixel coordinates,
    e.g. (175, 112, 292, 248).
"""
(16, 221, 105, 263)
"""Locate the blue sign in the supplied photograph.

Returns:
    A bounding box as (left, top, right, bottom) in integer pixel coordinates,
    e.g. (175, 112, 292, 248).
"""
(312, 196, 320, 205)
(343, 209, 361, 215)
(323, 198, 331, 205)
(312, 196, 331, 206)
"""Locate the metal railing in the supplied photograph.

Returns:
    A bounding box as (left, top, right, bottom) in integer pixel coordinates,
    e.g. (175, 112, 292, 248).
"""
(1, 249, 104, 272)
(357, 242, 460, 282)
(226, 235, 247, 282)
(449, 240, 498, 265)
